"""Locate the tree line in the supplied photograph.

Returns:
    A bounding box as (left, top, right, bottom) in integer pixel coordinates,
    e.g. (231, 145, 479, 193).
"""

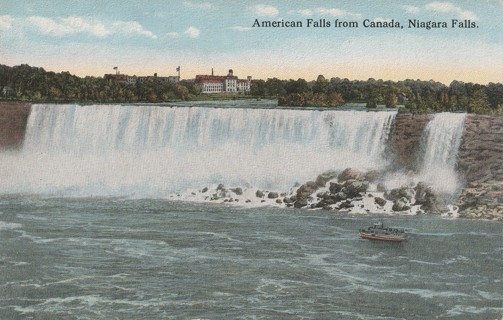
(253, 75, 503, 115)
(0, 64, 199, 103)
(1, 64, 503, 115)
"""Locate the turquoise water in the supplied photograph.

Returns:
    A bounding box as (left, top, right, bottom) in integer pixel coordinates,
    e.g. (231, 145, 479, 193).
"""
(0, 197, 501, 319)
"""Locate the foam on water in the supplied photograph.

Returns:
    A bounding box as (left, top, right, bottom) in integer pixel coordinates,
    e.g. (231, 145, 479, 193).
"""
(0, 221, 22, 230)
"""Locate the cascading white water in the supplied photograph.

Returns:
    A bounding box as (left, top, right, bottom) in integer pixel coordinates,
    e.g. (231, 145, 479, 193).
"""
(0, 104, 396, 197)
(417, 112, 467, 194)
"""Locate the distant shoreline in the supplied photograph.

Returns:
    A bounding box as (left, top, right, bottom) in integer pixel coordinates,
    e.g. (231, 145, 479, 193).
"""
(2, 63, 503, 116)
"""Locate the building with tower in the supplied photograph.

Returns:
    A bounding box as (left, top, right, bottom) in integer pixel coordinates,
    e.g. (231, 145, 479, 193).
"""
(195, 69, 252, 94)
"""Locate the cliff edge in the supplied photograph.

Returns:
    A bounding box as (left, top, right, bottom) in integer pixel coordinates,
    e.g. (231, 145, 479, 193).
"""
(0, 102, 31, 149)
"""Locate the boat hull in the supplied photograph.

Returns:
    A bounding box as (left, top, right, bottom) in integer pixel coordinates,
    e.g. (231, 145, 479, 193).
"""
(359, 232, 405, 242)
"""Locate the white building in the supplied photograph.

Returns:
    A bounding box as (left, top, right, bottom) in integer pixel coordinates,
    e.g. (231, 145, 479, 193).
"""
(195, 69, 251, 94)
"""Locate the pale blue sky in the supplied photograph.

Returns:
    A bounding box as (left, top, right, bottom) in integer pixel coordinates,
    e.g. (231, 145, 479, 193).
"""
(1, 0, 503, 84)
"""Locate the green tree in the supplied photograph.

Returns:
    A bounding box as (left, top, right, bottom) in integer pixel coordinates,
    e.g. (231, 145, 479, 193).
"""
(174, 84, 189, 100)
(312, 74, 328, 94)
(147, 91, 158, 102)
(384, 92, 398, 108)
(265, 78, 286, 96)
(467, 88, 491, 114)
(250, 79, 266, 96)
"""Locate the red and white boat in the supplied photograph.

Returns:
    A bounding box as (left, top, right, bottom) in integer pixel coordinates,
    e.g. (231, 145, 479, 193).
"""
(359, 221, 406, 242)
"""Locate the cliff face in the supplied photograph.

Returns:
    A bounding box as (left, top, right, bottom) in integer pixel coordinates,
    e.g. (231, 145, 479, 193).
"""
(390, 113, 433, 170)
(0, 102, 31, 149)
(456, 115, 503, 220)
(457, 114, 503, 183)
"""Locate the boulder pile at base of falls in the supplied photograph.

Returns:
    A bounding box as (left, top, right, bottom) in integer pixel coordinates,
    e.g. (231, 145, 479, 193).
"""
(172, 167, 454, 217)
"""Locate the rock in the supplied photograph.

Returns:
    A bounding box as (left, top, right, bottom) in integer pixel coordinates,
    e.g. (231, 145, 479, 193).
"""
(374, 197, 387, 207)
(283, 197, 294, 204)
(231, 187, 243, 195)
(364, 170, 380, 182)
(329, 182, 343, 194)
(217, 184, 225, 191)
(316, 196, 338, 208)
(268, 192, 279, 199)
(338, 200, 354, 209)
(297, 181, 318, 196)
(315, 170, 338, 187)
(376, 183, 387, 193)
(333, 192, 348, 202)
(338, 168, 365, 182)
(458, 115, 503, 184)
(391, 113, 433, 170)
(201, 187, 208, 193)
(386, 186, 415, 202)
(342, 179, 369, 198)
(294, 181, 319, 208)
(414, 182, 443, 213)
(256, 190, 265, 198)
(414, 182, 430, 202)
(294, 199, 308, 208)
(316, 191, 328, 199)
(0, 102, 31, 149)
(275, 199, 283, 204)
(457, 180, 503, 220)
(392, 197, 410, 211)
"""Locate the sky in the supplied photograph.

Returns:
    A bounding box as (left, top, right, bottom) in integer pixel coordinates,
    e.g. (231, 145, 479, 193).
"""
(1, 0, 503, 84)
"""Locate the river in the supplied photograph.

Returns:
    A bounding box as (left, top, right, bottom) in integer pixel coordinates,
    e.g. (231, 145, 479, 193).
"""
(0, 197, 502, 319)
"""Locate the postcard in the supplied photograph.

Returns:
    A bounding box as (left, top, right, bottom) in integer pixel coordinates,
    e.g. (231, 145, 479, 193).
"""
(0, 1, 502, 319)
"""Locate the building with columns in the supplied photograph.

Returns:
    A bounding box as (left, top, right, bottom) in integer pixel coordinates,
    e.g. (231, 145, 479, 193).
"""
(195, 69, 252, 94)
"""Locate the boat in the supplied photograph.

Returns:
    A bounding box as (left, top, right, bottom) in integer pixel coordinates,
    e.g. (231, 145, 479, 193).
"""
(359, 221, 406, 242)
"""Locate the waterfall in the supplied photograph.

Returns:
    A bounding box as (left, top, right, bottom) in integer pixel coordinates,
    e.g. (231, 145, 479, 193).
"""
(418, 112, 467, 194)
(0, 104, 396, 197)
